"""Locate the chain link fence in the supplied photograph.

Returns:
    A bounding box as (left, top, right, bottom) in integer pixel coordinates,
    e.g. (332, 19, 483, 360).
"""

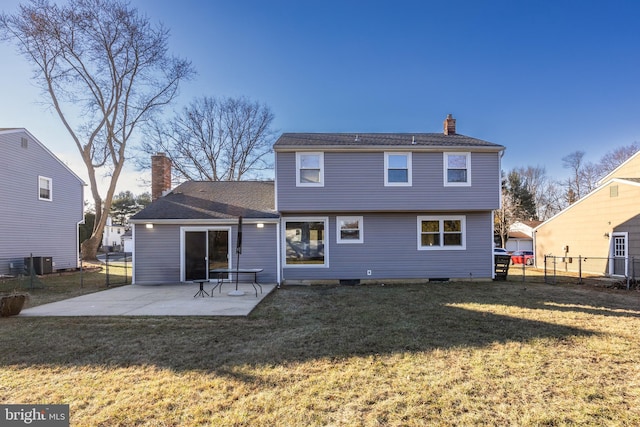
(0, 252, 130, 293)
(502, 255, 639, 290)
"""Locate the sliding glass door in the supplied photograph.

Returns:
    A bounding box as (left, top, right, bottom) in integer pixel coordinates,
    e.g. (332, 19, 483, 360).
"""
(184, 229, 230, 281)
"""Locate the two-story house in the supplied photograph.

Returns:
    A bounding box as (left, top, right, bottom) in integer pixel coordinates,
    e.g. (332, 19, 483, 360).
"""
(274, 115, 504, 283)
(0, 128, 85, 275)
(130, 116, 505, 285)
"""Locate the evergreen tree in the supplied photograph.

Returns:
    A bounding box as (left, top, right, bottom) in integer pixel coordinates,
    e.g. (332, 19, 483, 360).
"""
(506, 171, 537, 221)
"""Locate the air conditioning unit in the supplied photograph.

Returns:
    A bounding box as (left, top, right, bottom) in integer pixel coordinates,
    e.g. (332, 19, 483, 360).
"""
(24, 256, 53, 275)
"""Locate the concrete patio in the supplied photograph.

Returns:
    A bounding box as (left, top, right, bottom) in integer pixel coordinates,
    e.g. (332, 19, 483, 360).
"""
(19, 281, 277, 316)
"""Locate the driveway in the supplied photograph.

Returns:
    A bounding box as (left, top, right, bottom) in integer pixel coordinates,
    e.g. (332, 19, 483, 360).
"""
(19, 282, 277, 316)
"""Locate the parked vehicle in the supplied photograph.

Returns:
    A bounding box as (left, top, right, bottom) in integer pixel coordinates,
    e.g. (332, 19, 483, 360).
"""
(511, 250, 534, 265)
(494, 248, 509, 255)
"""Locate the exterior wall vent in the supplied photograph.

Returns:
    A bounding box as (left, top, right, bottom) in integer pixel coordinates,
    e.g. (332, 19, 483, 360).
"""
(21, 137, 28, 148)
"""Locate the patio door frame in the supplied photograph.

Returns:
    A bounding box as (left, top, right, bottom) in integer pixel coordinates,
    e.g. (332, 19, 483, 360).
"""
(609, 232, 628, 277)
(180, 226, 232, 282)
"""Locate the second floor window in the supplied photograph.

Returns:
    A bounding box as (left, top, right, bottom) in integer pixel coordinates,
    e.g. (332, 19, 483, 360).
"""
(385, 152, 412, 186)
(444, 152, 471, 186)
(296, 152, 324, 186)
(38, 176, 52, 201)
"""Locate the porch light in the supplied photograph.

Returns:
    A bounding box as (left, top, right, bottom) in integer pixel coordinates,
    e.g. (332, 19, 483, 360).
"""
(257, 223, 264, 228)
(145, 223, 154, 229)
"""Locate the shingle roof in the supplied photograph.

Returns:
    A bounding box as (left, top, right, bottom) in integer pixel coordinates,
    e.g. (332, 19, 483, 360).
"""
(130, 181, 278, 221)
(274, 132, 503, 150)
(508, 231, 532, 239)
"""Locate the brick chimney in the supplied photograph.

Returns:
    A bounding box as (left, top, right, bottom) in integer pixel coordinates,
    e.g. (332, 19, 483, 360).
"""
(443, 114, 456, 135)
(151, 152, 171, 201)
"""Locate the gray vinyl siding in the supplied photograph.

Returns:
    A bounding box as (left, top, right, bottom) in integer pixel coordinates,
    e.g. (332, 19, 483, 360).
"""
(0, 130, 84, 274)
(276, 151, 501, 212)
(133, 224, 181, 284)
(281, 212, 494, 282)
(133, 222, 278, 285)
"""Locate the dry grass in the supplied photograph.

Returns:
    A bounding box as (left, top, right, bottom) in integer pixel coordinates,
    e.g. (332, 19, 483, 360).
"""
(0, 261, 129, 306)
(1, 280, 640, 425)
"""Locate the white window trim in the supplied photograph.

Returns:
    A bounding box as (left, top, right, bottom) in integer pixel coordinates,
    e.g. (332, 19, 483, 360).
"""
(609, 232, 628, 277)
(282, 216, 329, 268)
(336, 216, 364, 244)
(417, 215, 466, 250)
(443, 152, 471, 187)
(296, 152, 324, 187)
(179, 226, 232, 282)
(38, 176, 53, 201)
(384, 152, 412, 186)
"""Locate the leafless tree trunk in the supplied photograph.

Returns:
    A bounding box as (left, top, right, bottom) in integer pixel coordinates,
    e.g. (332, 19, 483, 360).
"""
(0, 0, 194, 260)
(137, 96, 275, 182)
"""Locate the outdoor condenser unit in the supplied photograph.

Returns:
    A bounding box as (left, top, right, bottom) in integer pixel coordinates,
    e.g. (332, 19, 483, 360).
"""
(24, 256, 53, 275)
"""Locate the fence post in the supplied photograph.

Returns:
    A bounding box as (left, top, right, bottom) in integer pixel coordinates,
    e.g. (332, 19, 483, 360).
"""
(80, 254, 84, 288)
(578, 256, 582, 284)
(627, 256, 631, 290)
(105, 252, 110, 287)
(28, 253, 34, 289)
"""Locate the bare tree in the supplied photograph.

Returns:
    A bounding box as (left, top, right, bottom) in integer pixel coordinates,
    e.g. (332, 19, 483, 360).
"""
(138, 96, 276, 182)
(537, 179, 565, 220)
(0, 0, 194, 260)
(495, 177, 518, 248)
(561, 151, 587, 202)
(596, 142, 640, 179)
(513, 165, 566, 221)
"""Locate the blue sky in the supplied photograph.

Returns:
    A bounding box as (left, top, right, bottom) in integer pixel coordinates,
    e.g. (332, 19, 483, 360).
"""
(1, 0, 639, 195)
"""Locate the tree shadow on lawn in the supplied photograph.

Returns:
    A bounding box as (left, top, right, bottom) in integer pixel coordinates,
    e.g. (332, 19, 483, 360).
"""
(3, 281, 635, 373)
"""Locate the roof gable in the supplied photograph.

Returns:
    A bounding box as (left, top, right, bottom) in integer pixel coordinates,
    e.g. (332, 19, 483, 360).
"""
(597, 150, 640, 184)
(535, 178, 640, 230)
(0, 128, 86, 186)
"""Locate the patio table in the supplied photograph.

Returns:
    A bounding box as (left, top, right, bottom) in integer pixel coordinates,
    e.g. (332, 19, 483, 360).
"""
(209, 268, 263, 297)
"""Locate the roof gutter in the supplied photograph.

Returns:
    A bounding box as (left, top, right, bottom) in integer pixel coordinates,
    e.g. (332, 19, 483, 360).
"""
(129, 218, 280, 225)
(274, 145, 505, 153)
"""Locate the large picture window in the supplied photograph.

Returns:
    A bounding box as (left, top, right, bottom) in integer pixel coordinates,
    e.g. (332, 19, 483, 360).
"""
(418, 215, 466, 250)
(336, 216, 363, 244)
(296, 152, 324, 186)
(284, 218, 327, 266)
(38, 176, 52, 201)
(444, 152, 471, 186)
(384, 152, 412, 186)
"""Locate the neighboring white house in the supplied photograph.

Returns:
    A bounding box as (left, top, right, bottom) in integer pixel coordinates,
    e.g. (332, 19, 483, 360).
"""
(122, 229, 133, 253)
(102, 217, 126, 251)
(506, 220, 541, 252)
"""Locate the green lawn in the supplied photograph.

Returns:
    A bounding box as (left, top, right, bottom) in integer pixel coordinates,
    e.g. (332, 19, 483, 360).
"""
(1, 278, 640, 426)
